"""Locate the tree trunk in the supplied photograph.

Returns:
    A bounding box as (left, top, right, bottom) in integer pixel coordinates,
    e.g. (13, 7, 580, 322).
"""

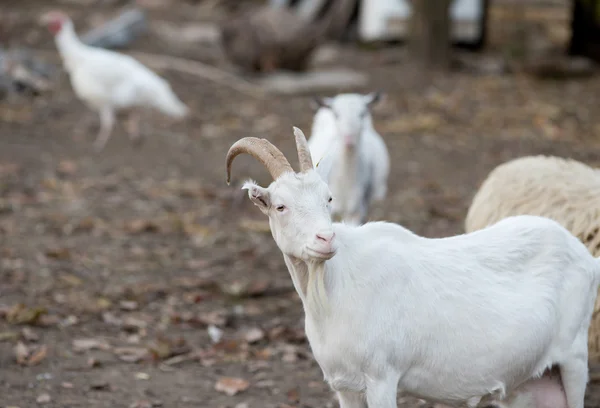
(568, 0, 600, 62)
(408, 0, 453, 71)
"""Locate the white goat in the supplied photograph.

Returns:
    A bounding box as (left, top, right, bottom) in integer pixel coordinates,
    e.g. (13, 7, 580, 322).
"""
(464, 155, 600, 363)
(225, 127, 600, 408)
(308, 92, 390, 224)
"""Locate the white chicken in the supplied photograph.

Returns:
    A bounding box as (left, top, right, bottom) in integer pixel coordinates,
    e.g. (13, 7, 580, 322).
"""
(40, 10, 189, 151)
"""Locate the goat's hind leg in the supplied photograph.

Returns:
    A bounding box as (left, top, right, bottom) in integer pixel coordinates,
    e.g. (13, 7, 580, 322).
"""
(560, 357, 588, 408)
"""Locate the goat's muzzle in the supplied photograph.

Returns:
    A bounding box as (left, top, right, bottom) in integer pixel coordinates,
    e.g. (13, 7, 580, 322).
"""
(307, 230, 337, 260)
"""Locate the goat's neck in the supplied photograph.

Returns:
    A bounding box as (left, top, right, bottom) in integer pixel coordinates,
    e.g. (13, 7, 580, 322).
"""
(339, 144, 359, 170)
(330, 144, 360, 187)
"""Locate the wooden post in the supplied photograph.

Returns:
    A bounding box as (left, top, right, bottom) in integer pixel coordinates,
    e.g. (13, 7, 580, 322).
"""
(408, 0, 454, 71)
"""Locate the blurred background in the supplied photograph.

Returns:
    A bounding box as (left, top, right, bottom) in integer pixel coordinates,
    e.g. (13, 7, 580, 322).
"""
(2, 0, 600, 406)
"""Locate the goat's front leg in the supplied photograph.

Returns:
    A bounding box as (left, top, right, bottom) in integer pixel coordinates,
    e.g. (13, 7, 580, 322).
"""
(560, 357, 587, 408)
(365, 376, 399, 408)
(337, 390, 367, 408)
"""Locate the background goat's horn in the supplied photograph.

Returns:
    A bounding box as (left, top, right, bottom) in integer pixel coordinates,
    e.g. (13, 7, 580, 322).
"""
(226, 137, 294, 184)
(293, 126, 313, 172)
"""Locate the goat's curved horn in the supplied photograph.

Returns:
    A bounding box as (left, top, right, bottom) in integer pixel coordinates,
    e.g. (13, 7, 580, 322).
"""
(226, 137, 294, 184)
(293, 126, 314, 172)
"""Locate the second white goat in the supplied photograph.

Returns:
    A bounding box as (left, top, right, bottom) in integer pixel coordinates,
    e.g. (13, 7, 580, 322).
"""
(308, 92, 390, 224)
(226, 127, 600, 408)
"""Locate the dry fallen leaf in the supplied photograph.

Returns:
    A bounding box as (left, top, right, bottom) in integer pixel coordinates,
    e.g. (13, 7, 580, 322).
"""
(0, 331, 19, 342)
(215, 377, 250, 396)
(89, 381, 110, 391)
(59, 273, 83, 287)
(73, 338, 111, 353)
(36, 393, 51, 404)
(5, 304, 47, 325)
(114, 347, 149, 363)
(15, 341, 29, 365)
(45, 247, 71, 260)
(220, 279, 270, 298)
(21, 327, 39, 342)
(148, 339, 171, 361)
(243, 327, 265, 344)
(196, 310, 229, 327)
(119, 300, 139, 311)
(96, 297, 112, 310)
(60, 315, 79, 327)
(287, 387, 300, 403)
(128, 400, 153, 408)
(74, 216, 99, 233)
(268, 326, 306, 343)
(102, 312, 123, 326)
(148, 335, 189, 361)
(124, 219, 162, 234)
(57, 160, 77, 176)
(14, 340, 47, 366)
(88, 357, 101, 368)
(27, 345, 48, 366)
(122, 316, 148, 331)
(38, 314, 60, 327)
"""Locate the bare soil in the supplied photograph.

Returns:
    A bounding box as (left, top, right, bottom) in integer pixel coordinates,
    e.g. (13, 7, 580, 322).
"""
(3, 1, 600, 407)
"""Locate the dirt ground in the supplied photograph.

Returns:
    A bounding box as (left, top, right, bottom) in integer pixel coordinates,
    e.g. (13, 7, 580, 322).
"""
(4, 1, 600, 407)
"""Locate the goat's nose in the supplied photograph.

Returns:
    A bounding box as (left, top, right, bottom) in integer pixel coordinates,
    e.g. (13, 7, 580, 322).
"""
(316, 231, 335, 244)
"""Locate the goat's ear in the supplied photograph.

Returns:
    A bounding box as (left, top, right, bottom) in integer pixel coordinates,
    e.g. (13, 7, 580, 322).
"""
(365, 91, 384, 109)
(310, 96, 332, 111)
(242, 181, 271, 214)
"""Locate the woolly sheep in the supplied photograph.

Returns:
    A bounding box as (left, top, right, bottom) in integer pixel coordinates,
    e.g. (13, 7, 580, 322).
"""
(308, 92, 390, 224)
(226, 129, 600, 408)
(465, 154, 600, 361)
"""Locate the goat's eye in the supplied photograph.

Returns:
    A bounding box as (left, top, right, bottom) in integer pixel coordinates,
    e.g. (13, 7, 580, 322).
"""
(328, 197, 333, 203)
(276, 205, 286, 212)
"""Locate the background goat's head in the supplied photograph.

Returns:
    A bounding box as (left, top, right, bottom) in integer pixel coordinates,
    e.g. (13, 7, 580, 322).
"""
(312, 92, 382, 148)
(226, 127, 336, 262)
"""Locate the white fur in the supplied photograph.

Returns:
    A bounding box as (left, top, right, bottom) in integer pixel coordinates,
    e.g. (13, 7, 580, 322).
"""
(240, 165, 600, 408)
(308, 93, 390, 225)
(465, 155, 600, 361)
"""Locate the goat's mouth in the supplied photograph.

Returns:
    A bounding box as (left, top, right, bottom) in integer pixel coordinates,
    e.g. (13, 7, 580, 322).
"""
(305, 246, 337, 260)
